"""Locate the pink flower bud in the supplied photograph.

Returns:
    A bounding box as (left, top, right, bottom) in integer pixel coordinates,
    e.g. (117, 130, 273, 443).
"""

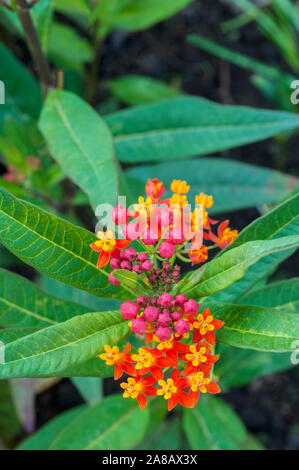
(123, 222, 140, 240)
(156, 326, 172, 342)
(169, 227, 185, 245)
(137, 253, 148, 263)
(174, 319, 190, 335)
(108, 272, 120, 287)
(171, 310, 182, 321)
(141, 228, 158, 245)
(131, 317, 147, 335)
(133, 264, 142, 274)
(183, 299, 200, 315)
(143, 306, 160, 322)
(111, 205, 129, 225)
(142, 260, 154, 272)
(158, 241, 176, 259)
(122, 247, 137, 261)
(158, 312, 172, 326)
(110, 257, 121, 270)
(136, 296, 147, 307)
(158, 292, 174, 307)
(120, 260, 132, 271)
(175, 294, 187, 307)
(120, 300, 139, 320)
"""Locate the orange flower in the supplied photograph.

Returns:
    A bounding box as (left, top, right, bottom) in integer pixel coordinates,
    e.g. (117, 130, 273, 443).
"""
(187, 371, 221, 407)
(90, 229, 130, 268)
(157, 368, 193, 411)
(170, 180, 190, 194)
(189, 245, 208, 265)
(190, 308, 224, 345)
(120, 375, 157, 410)
(182, 343, 218, 376)
(100, 343, 136, 380)
(132, 347, 174, 381)
(209, 220, 238, 249)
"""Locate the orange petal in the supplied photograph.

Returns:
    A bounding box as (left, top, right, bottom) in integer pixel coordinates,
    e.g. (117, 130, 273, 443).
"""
(116, 239, 130, 249)
(114, 364, 123, 380)
(137, 394, 147, 410)
(206, 382, 221, 394)
(177, 390, 194, 408)
(97, 250, 110, 268)
(90, 242, 102, 253)
(168, 395, 178, 412)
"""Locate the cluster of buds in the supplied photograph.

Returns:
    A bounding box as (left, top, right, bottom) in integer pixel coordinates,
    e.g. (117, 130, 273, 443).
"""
(90, 178, 238, 410)
(3, 157, 41, 184)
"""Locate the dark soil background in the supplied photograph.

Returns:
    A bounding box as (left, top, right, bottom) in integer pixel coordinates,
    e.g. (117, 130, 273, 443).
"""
(3, 0, 299, 450)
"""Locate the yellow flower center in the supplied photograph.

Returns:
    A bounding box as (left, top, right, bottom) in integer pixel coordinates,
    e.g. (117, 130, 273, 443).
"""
(121, 378, 143, 399)
(154, 335, 174, 350)
(132, 348, 155, 369)
(194, 314, 214, 335)
(96, 230, 117, 252)
(195, 193, 214, 210)
(169, 193, 189, 209)
(99, 345, 121, 365)
(186, 345, 208, 366)
(157, 378, 177, 400)
(220, 228, 238, 244)
(189, 372, 210, 393)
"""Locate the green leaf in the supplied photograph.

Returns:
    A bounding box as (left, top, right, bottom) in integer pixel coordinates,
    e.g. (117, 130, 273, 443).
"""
(204, 301, 299, 352)
(183, 395, 263, 450)
(39, 89, 117, 211)
(113, 269, 151, 295)
(238, 278, 299, 313)
(97, 0, 194, 33)
(105, 96, 299, 163)
(212, 193, 299, 302)
(18, 405, 87, 450)
(126, 158, 296, 213)
(138, 418, 182, 450)
(0, 381, 21, 440)
(31, 0, 53, 51)
(182, 236, 299, 299)
(38, 274, 121, 311)
(216, 344, 293, 389)
(106, 75, 181, 105)
(0, 44, 42, 122)
(0, 310, 130, 379)
(0, 268, 92, 329)
(19, 394, 149, 450)
(71, 377, 103, 405)
(48, 23, 93, 68)
(0, 187, 131, 300)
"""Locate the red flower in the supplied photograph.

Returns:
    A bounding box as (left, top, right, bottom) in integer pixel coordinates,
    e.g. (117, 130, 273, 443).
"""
(90, 229, 130, 268)
(100, 343, 136, 380)
(189, 308, 224, 345)
(132, 347, 174, 381)
(154, 335, 189, 366)
(157, 368, 194, 411)
(121, 375, 157, 410)
(209, 220, 238, 249)
(186, 371, 221, 407)
(182, 343, 218, 376)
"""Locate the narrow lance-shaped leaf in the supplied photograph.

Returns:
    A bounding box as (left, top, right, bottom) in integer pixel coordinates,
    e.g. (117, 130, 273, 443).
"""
(0, 268, 92, 328)
(19, 394, 149, 450)
(105, 96, 299, 163)
(181, 236, 299, 299)
(202, 301, 299, 352)
(0, 188, 134, 300)
(0, 328, 112, 379)
(238, 278, 299, 313)
(39, 89, 118, 211)
(0, 310, 130, 379)
(212, 193, 299, 302)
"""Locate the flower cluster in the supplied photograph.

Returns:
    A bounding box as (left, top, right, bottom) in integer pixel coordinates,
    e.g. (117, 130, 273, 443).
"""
(91, 178, 238, 410)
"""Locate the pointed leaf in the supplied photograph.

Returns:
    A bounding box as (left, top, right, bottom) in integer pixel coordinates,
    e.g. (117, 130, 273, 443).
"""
(105, 96, 299, 162)
(39, 90, 117, 210)
(0, 310, 130, 379)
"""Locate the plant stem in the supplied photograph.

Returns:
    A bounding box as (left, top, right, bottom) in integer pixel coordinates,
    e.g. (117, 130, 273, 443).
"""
(15, 0, 52, 97)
